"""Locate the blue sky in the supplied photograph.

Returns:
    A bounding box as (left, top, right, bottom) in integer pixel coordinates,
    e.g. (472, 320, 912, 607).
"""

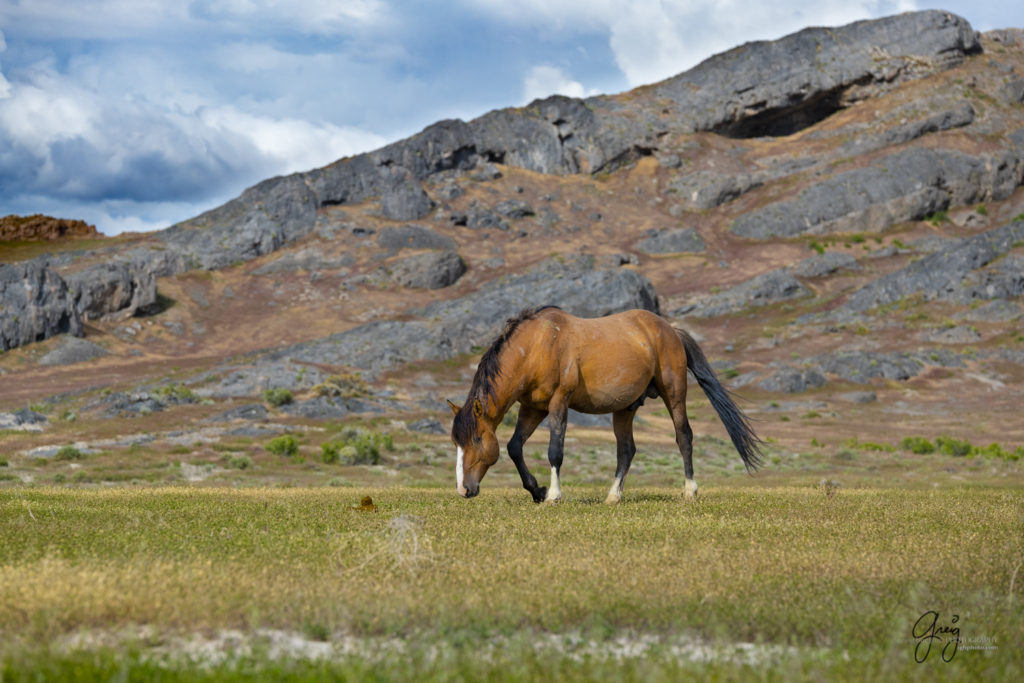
(0, 1, 1020, 235)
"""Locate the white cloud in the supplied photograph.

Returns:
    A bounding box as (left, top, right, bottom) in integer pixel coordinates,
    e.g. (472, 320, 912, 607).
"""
(0, 54, 386, 224)
(198, 106, 387, 175)
(522, 65, 595, 103)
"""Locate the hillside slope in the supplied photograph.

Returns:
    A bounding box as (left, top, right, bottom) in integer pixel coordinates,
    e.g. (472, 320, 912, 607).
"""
(1, 10, 1023, 484)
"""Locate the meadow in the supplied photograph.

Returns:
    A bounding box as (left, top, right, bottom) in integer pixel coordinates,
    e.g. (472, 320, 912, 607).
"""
(1, 482, 1021, 681)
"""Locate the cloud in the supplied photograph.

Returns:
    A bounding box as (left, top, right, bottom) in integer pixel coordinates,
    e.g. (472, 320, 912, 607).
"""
(0, 49, 385, 233)
(522, 65, 593, 103)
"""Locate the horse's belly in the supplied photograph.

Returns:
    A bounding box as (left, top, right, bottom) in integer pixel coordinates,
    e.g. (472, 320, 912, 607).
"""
(568, 376, 652, 414)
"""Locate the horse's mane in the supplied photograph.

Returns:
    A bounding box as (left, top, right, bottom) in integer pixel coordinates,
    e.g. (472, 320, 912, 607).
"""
(452, 305, 559, 445)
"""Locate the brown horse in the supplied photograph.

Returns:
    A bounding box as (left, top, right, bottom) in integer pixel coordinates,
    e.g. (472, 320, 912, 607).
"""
(448, 306, 762, 503)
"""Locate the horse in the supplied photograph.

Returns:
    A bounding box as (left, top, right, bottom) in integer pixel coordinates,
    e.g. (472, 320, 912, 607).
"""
(447, 306, 762, 503)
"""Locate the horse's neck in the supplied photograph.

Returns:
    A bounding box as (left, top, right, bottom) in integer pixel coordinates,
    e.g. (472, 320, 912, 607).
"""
(483, 348, 523, 426)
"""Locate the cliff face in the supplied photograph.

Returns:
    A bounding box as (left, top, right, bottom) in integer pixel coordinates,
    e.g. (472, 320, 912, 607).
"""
(0, 215, 99, 242)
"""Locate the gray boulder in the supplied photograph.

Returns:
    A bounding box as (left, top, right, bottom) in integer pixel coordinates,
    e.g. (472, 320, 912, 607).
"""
(494, 199, 535, 218)
(65, 261, 157, 320)
(376, 225, 456, 251)
(634, 228, 706, 254)
(390, 250, 467, 289)
(836, 101, 976, 156)
(0, 408, 48, 431)
(408, 418, 446, 435)
(731, 147, 1023, 239)
(955, 301, 1022, 323)
(677, 269, 811, 317)
(0, 262, 82, 351)
(207, 404, 269, 422)
(380, 168, 435, 220)
(789, 252, 859, 278)
(842, 220, 1024, 313)
(809, 349, 965, 384)
(669, 171, 764, 209)
(38, 336, 109, 367)
(759, 367, 827, 393)
(279, 396, 382, 419)
(252, 248, 354, 275)
(813, 352, 924, 384)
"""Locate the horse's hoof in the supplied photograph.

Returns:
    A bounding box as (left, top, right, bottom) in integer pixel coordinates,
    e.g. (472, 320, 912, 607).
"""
(532, 486, 548, 503)
(604, 494, 621, 505)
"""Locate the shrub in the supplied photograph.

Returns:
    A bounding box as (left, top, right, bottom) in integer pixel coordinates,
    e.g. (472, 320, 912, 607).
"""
(0, 458, 8, 467)
(263, 389, 294, 407)
(900, 437, 935, 454)
(320, 428, 393, 465)
(265, 435, 299, 457)
(54, 446, 85, 461)
(321, 442, 340, 464)
(314, 374, 370, 399)
(225, 454, 253, 470)
(935, 436, 972, 457)
(974, 443, 1023, 461)
(154, 383, 199, 403)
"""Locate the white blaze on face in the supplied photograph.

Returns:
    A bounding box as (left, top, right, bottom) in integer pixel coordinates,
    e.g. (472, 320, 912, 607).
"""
(456, 446, 467, 497)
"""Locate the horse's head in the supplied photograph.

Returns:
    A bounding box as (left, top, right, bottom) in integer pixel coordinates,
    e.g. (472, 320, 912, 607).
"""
(448, 398, 499, 498)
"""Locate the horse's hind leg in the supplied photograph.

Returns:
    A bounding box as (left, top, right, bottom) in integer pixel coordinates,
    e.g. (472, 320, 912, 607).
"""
(662, 389, 697, 500)
(605, 408, 639, 504)
(508, 404, 549, 503)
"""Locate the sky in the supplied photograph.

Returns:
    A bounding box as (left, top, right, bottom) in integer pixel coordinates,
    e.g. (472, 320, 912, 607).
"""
(0, 1, 1021, 235)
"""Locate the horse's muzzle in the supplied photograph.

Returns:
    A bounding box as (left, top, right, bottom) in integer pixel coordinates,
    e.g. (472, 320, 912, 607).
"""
(459, 482, 479, 498)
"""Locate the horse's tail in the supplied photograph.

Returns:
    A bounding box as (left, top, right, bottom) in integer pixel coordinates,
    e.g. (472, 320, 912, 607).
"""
(678, 329, 763, 472)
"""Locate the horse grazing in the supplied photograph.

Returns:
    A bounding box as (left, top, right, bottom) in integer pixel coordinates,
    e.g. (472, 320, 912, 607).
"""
(448, 306, 762, 503)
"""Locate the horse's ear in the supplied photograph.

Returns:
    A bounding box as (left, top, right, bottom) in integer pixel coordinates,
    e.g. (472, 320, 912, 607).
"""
(473, 399, 483, 418)
(446, 399, 460, 416)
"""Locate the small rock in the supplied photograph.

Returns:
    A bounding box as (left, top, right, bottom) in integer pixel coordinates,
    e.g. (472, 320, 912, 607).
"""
(408, 418, 446, 435)
(834, 391, 877, 404)
(390, 250, 467, 289)
(634, 228, 706, 255)
(207, 404, 269, 422)
(494, 199, 535, 218)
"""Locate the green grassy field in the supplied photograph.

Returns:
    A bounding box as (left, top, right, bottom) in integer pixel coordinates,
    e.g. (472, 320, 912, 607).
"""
(1, 484, 1021, 681)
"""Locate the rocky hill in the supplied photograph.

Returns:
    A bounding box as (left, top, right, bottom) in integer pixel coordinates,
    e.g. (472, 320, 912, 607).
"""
(2, 10, 1023, 474)
(0, 214, 98, 242)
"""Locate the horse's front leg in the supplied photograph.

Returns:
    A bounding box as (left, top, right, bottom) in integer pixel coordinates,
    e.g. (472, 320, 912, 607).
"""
(507, 404, 549, 503)
(544, 398, 569, 503)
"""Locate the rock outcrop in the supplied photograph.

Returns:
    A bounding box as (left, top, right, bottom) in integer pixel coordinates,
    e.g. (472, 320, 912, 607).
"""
(0, 214, 99, 242)
(0, 262, 82, 351)
(65, 261, 158, 321)
(652, 10, 979, 137)
(842, 219, 1024, 313)
(731, 148, 1024, 239)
